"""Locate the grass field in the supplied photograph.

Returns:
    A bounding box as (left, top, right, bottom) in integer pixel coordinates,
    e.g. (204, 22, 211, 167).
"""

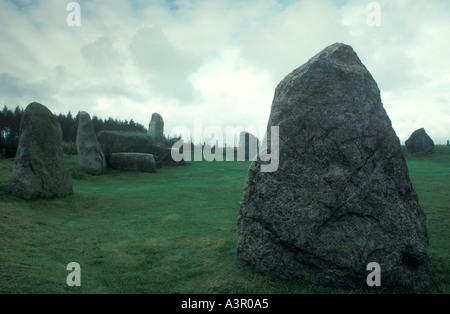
(0, 147, 449, 294)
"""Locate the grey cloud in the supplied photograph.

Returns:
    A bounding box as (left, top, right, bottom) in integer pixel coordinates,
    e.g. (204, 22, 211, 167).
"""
(0, 72, 56, 107)
(367, 50, 425, 93)
(65, 79, 146, 103)
(81, 36, 125, 69)
(238, 2, 351, 84)
(129, 27, 202, 102)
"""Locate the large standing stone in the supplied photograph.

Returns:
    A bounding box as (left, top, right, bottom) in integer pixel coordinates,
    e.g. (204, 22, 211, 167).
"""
(9, 102, 73, 199)
(236, 43, 435, 291)
(148, 112, 165, 143)
(76, 111, 106, 175)
(405, 128, 434, 156)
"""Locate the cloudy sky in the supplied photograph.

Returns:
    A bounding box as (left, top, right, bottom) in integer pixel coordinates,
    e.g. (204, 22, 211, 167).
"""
(0, 0, 449, 144)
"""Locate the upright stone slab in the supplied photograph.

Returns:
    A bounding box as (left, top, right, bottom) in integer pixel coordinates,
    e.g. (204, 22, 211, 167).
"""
(76, 111, 106, 175)
(9, 102, 73, 199)
(238, 131, 259, 160)
(236, 43, 435, 290)
(148, 112, 164, 144)
(405, 128, 434, 156)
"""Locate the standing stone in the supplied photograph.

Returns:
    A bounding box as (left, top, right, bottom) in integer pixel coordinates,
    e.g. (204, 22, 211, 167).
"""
(76, 111, 106, 175)
(9, 102, 73, 199)
(236, 43, 435, 291)
(238, 131, 259, 160)
(405, 128, 434, 156)
(148, 113, 164, 143)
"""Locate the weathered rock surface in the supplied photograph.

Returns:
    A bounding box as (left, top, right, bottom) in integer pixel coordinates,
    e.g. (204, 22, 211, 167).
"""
(238, 131, 259, 160)
(148, 112, 165, 143)
(110, 153, 156, 173)
(9, 102, 73, 199)
(97, 131, 184, 166)
(405, 128, 434, 156)
(98, 131, 154, 164)
(76, 111, 106, 175)
(151, 144, 186, 166)
(236, 43, 435, 291)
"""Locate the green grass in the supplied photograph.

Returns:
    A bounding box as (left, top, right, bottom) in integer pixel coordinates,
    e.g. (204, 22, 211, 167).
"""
(402, 146, 450, 293)
(0, 147, 449, 294)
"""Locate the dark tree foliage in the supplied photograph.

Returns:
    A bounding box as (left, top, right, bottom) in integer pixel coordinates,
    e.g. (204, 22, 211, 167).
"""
(0, 105, 23, 153)
(57, 111, 75, 142)
(0, 105, 148, 154)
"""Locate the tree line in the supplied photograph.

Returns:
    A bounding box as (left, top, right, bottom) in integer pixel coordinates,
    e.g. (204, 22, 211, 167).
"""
(0, 105, 147, 153)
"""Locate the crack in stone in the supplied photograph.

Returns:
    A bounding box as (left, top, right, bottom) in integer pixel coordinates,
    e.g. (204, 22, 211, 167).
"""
(345, 148, 376, 183)
(241, 214, 347, 272)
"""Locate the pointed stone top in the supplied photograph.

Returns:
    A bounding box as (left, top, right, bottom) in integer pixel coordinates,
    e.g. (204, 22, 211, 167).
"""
(281, 43, 369, 88)
(148, 112, 164, 142)
(405, 128, 434, 156)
